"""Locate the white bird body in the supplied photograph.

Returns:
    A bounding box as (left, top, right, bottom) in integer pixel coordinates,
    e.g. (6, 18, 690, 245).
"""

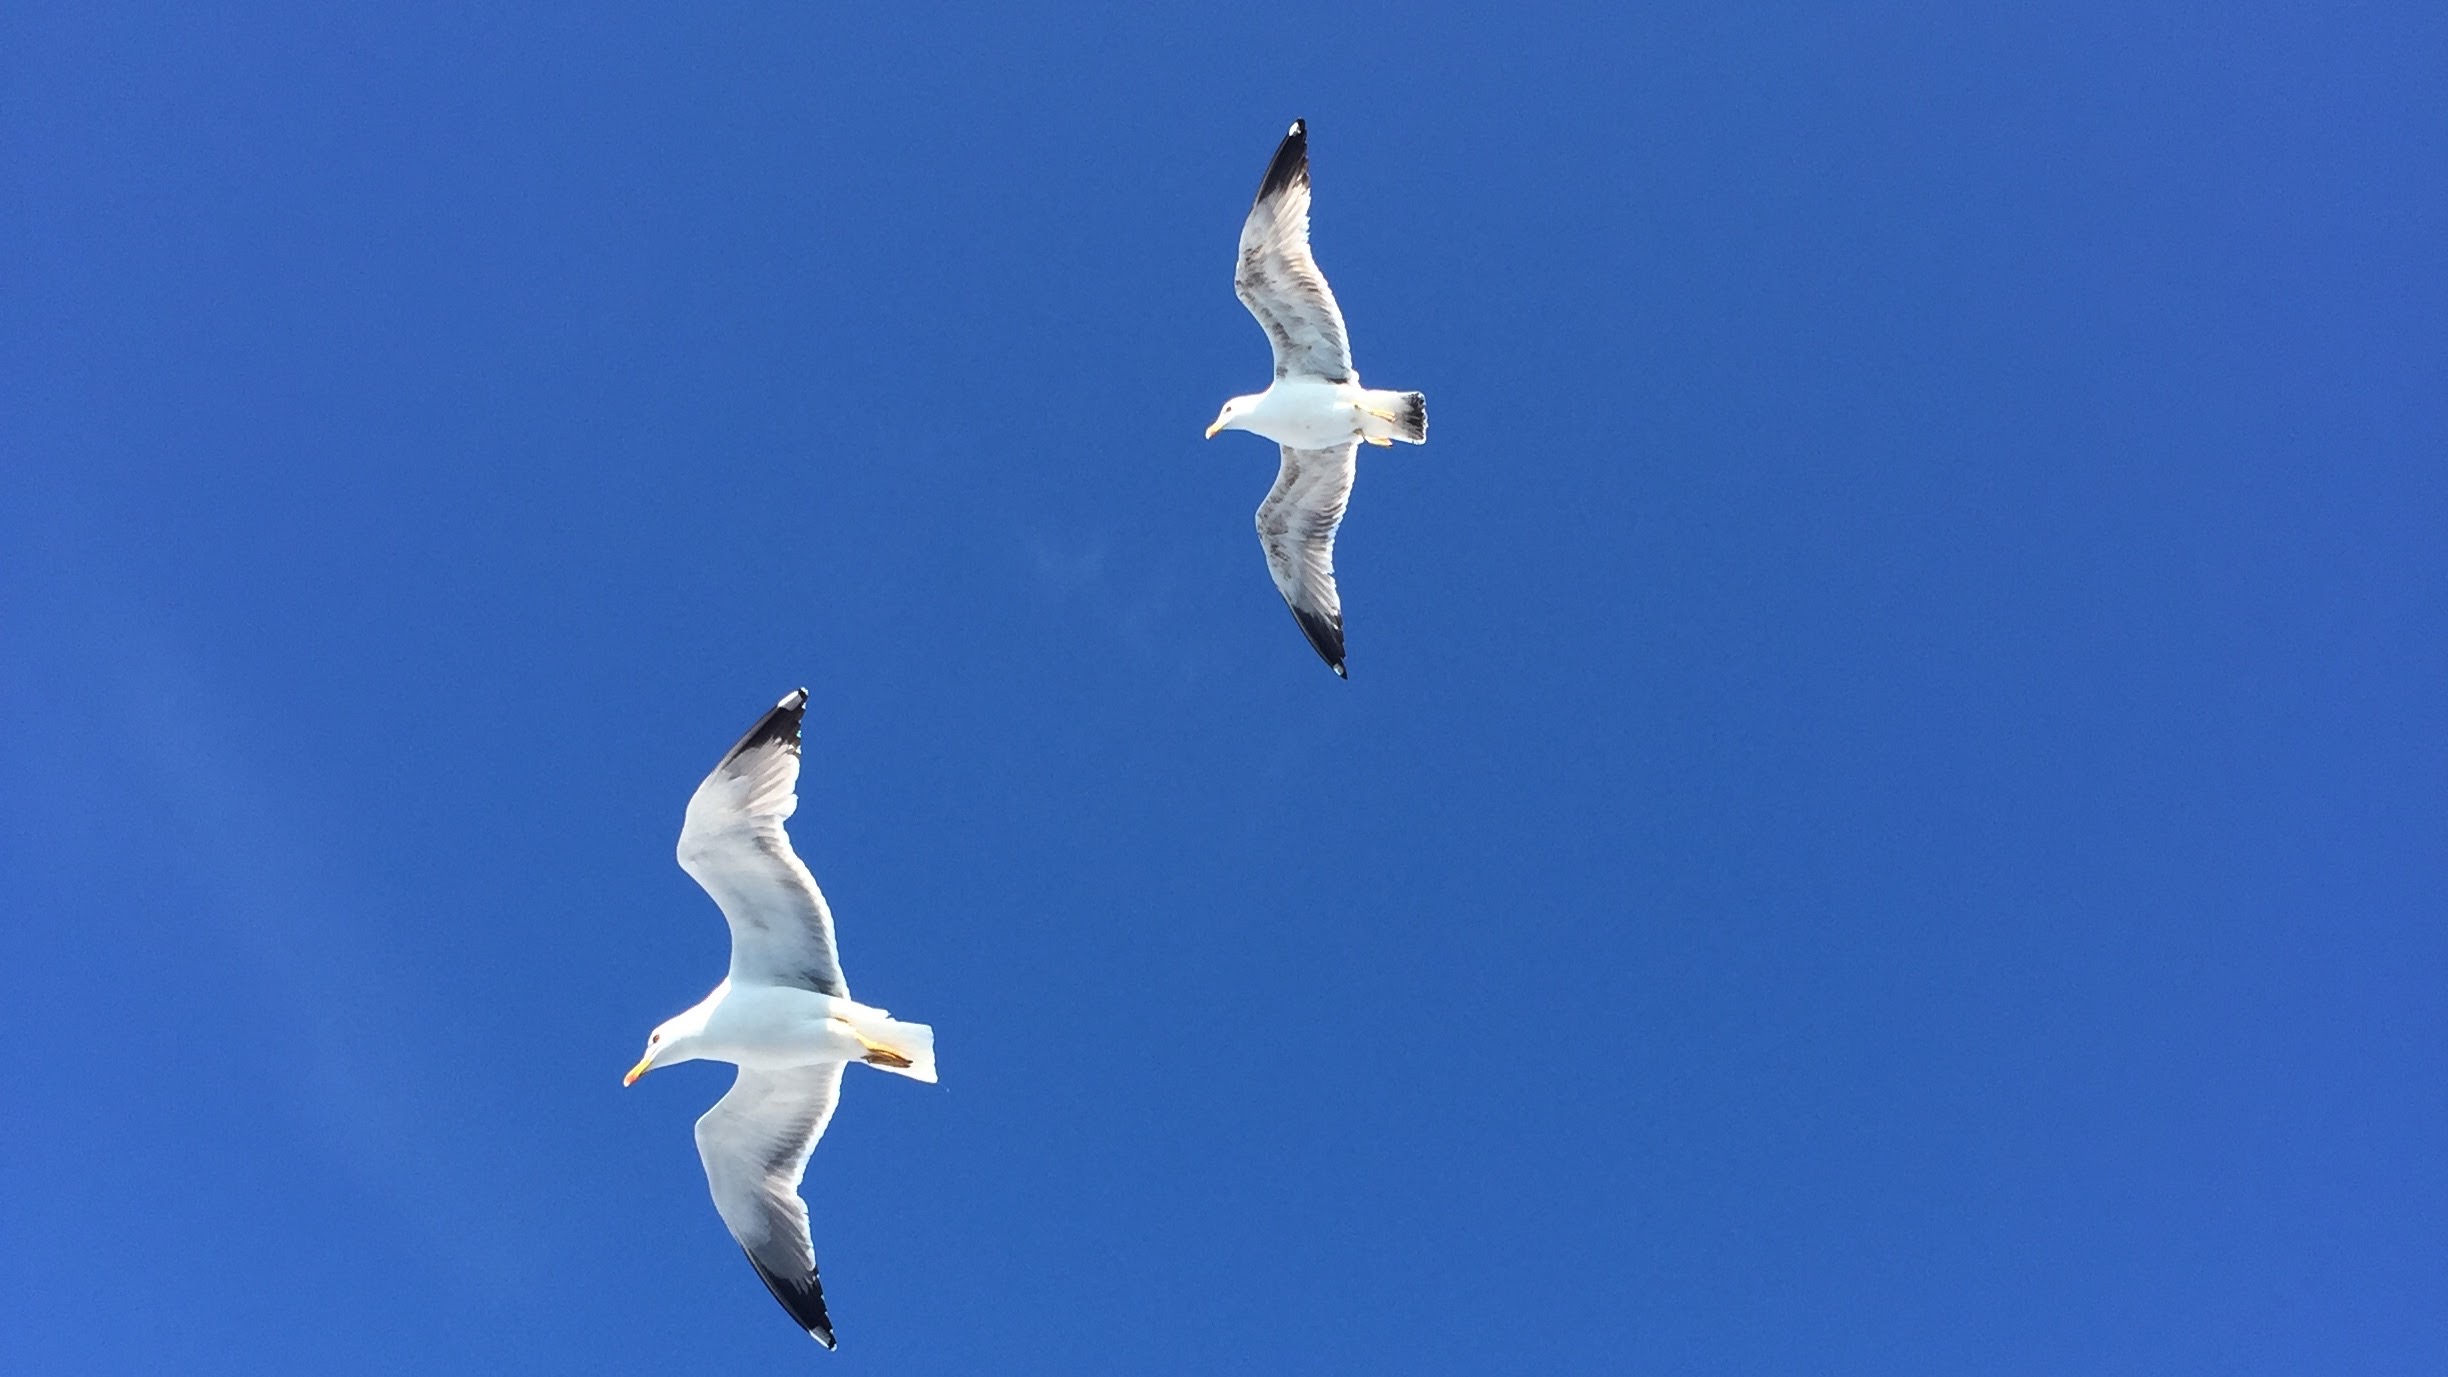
(1215, 375, 1422, 450)
(625, 688, 936, 1351)
(652, 978, 932, 1077)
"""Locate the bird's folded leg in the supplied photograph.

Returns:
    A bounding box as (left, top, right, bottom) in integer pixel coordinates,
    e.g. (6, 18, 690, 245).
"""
(1361, 406, 1398, 445)
(848, 1027, 914, 1069)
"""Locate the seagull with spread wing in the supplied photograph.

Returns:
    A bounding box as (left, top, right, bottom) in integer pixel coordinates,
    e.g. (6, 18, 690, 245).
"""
(1206, 118, 1428, 678)
(623, 688, 937, 1351)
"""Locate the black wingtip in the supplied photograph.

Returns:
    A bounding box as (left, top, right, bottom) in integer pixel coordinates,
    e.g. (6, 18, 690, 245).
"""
(1254, 118, 1309, 203)
(1287, 604, 1347, 678)
(745, 1250, 836, 1350)
(717, 688, 808, 767)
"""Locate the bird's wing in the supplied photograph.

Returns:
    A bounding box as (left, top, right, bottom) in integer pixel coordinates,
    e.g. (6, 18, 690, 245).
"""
(1256, 443, 1359, 677)
(1235, 119, 1354, 382)
(677, 689, 847, 997)
(694, 1064, 849, 1349)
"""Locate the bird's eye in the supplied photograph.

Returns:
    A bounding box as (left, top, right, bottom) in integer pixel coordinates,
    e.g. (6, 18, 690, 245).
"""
(650, 1033, 661, 1045)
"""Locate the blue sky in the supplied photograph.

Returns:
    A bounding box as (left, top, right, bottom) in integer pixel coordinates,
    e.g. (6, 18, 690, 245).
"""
(4, 3, 2442, 1372)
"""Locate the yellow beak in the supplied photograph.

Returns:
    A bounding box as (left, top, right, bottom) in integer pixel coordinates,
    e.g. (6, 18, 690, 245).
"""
(1204, 421, 1224, 439)
(623, 1056, 653, 1087)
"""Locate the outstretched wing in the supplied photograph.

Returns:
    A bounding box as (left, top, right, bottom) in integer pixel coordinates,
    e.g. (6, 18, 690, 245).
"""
(1256, 443, 1359, 677)
(1234, 119, 1353, 382)
(676, 689, 847, 998)
(694, 1065, 848, 1349)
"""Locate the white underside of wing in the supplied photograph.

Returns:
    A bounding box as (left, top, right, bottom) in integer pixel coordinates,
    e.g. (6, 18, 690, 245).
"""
(1257, 443, 1358, 672)
(694, 1064, 847, 1344)
(1236, 123, 1353, 383)
(677, 691, 847, 997)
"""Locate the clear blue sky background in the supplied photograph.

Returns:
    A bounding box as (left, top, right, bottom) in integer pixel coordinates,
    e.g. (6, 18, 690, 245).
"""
(4, 3, 2442, 1372)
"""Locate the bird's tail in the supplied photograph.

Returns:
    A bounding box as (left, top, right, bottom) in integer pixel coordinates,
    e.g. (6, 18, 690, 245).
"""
(1363, 389, 1428, 444)
(856, 1015, 938, 1084)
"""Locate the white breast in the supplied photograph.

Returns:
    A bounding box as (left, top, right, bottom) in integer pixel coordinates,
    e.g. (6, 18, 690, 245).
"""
(703, 984, 868, 1069)
(1245, 377, 1362, 448)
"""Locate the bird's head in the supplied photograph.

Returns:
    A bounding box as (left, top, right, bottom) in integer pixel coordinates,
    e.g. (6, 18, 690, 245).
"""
(1206, 396, 1257, 439)
(624, 1004, 713, 1086)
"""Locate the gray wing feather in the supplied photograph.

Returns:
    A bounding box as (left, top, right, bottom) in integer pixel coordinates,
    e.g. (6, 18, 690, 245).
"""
(1235, 122, 1353, 382)
(677, 689, 848, 998)
(1257, 444, 1358, 675)
(695, 1065, 847, 1347)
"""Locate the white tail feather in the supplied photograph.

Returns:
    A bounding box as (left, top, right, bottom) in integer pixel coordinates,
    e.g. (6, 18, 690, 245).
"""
(859, 1016, 937, 1084)
(1360, 388, 1428, 444)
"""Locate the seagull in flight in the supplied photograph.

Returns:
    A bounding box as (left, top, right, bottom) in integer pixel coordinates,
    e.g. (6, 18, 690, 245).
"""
(1206, 118, 1428, 677)
(624, 688, 937, 1351)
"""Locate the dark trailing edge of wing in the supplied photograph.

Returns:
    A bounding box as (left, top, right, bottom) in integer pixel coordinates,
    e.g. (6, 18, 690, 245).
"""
(717, 688, 808, 769)
(746, 1249, 837, 1349)
(1287, 603, 1347, 679)
(1254, 118, 1308, 204)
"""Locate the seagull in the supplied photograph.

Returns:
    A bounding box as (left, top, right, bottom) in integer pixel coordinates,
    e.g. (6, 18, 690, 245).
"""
(1206, 118, 1428, 678)
(624, 688, 937, 1351)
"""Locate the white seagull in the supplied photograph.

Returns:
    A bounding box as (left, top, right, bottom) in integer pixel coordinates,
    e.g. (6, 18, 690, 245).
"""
(1206, 118, 1428, 678)
(624, 688, 937, 1351)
